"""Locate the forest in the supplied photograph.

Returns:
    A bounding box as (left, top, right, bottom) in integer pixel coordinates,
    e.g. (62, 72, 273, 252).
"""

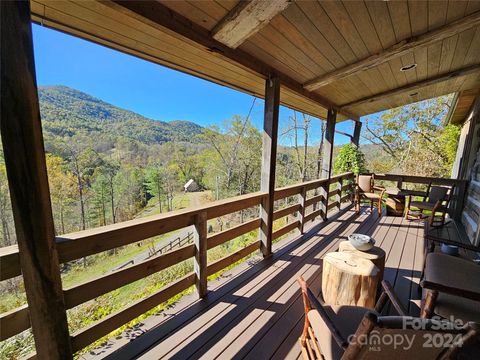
(0, 86, 459, 358)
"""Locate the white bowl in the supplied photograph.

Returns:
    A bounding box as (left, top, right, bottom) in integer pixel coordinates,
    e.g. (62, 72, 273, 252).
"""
(348, 234, 375, 251)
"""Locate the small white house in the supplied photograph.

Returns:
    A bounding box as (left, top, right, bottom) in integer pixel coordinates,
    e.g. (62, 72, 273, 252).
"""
(184, 179, 200, 192)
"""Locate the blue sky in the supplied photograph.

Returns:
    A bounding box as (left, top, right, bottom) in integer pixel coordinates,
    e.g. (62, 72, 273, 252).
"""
(32, 24, 353, 146)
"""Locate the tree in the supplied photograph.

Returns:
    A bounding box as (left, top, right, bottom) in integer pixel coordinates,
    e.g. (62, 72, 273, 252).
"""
(282, 111, 312, 181)
(0, 163, 14, 246)
(334, 143, 367, 175)
(46, 154, 77, 234)
(363, 95, 459, 177)
(145, 165, 166, 213)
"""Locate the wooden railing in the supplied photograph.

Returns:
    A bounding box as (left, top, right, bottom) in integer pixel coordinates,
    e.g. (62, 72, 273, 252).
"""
(0, 172, 355, 354)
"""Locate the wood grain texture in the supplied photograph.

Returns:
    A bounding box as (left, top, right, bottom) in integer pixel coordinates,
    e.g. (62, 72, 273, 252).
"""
(194, 211, 208, 297)
(0, 1, 72, 357)
(0, 305, 29, 341)
(322, 252, 379, 309)
(259, 76, 280, 257)
(212, 0, 291, 49)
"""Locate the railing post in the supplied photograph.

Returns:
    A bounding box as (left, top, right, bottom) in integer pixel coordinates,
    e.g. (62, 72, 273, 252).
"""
(0, 1, 73, 357)
(336, 177, 342, 212)
(298, 186, 307, 234)
(194, 211, 208, 297)
(352, 121, 362, 147)
(321, 108, 337, 220)
(259, 75, 280, 257)
(320, 183, 328, 221)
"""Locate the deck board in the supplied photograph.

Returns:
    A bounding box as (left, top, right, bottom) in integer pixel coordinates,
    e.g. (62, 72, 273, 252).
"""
(106, 208, 426, 360)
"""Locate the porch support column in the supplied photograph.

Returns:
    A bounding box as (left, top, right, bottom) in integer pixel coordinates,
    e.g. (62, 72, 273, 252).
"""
(0, 1, 72, 358)
(321, 108, 337, 219)
(352, 121, 362, 147)
(259, 75, 280, 257)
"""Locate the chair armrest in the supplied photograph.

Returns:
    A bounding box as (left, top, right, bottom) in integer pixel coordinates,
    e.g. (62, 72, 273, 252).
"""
(420, 279, 480, 302)
(425, 235, 480, 253)
(374, 280, 408, 316)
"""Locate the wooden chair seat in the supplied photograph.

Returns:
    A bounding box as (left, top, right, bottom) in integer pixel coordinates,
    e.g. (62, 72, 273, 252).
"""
(424, 253, 480, 296)
(421, 253, 480, 322)
(308, 306, 371, 360)
(434, 292, 480, 323)
(359, 192, 382, 200)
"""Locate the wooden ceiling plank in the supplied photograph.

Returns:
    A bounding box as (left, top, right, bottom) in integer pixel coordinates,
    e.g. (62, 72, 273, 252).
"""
(297, 0, 357, 64)
(320, 1, 369, 59)
(466, 0, 480, 15)
(342, 0, 383, 53)
(341, 64, 480, 110)
(428, 0, 448, 97)
(365, 1, 397, 49)
(106, 0, 358, 120)
(400, 52, 418, 84)
(211, 0, 291, 49)
(283, 3, 346, 68)
(303, 8, 480, 91)
(387, 0, 412, 41)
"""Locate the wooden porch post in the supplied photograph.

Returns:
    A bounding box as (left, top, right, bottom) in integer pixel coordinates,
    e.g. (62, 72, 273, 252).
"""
(194, 211, 208, 297)
(0, 1, 72, 358)
(321, 108, 337, 219)
(352, 121, 362, 147)
(259, 76, 280, 257)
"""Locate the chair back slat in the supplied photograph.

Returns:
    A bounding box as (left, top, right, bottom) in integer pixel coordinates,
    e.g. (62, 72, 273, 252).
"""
(357, 175, 373, 193)
(428, 186, 449, 204)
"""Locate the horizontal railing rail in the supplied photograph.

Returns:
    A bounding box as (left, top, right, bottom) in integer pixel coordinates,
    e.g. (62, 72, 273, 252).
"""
(0, 173, 356, 350)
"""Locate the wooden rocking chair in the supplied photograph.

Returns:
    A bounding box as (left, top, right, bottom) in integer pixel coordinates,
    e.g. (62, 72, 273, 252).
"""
(298, 277, 480, 360)
(354, 174, 385, 217)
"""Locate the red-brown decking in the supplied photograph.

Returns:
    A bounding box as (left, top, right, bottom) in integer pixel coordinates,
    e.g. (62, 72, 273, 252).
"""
(103, 208, 425, 360)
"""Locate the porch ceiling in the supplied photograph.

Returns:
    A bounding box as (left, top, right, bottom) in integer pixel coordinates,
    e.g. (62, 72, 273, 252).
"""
(30, 1, 480, 121)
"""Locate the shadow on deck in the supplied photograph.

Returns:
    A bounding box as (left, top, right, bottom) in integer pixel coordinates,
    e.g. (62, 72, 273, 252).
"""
(96, 207, 425, 360)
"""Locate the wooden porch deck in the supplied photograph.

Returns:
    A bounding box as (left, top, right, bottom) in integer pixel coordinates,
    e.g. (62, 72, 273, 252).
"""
(106, 207, 425, 360)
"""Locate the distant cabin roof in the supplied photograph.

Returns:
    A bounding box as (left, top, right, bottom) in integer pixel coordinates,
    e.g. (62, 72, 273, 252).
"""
(184, 179, 196, 187)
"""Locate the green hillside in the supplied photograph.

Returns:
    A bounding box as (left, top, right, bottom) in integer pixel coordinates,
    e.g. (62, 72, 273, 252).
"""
(39, 85, 203, 144)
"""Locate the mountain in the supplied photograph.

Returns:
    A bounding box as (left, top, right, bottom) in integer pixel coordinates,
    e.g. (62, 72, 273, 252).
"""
(38, 85, 203, 144)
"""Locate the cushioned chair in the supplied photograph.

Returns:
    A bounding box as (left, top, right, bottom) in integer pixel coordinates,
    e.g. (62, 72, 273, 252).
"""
(298, 277, 480, 360)
(355, 174, 385, 217)
(421, 252, 480, 323)
(405, 185, 451, 226)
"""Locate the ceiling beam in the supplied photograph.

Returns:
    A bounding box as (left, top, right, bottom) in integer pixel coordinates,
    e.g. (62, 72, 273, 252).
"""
(108, 1, 358, 121)
(304, 10, 480, 91)
(211, 0, 292, 49)
(340, 64, 480, 110)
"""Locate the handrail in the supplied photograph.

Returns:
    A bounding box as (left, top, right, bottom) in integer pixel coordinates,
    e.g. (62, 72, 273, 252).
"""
(0, 173, 357, 350)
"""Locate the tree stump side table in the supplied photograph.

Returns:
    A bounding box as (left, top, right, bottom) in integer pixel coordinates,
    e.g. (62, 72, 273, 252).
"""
(322, 252, 379, 309)
(338, 240, 386, 283)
